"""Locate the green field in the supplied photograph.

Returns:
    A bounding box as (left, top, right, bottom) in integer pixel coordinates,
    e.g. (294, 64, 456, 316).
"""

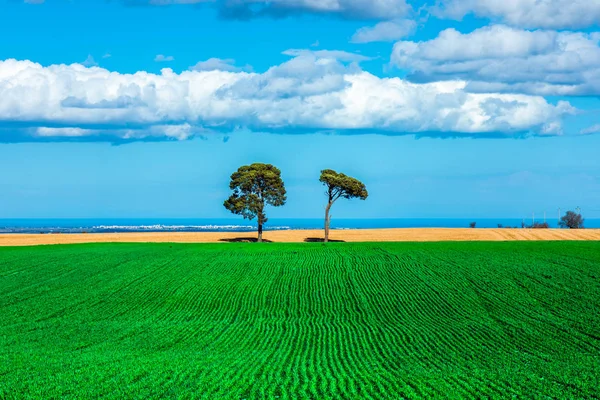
(1, 242, 599, 399)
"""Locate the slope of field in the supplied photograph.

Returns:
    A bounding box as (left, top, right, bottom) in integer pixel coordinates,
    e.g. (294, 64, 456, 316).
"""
(2, 227, 600, 246)
(1, 242, 599, 398)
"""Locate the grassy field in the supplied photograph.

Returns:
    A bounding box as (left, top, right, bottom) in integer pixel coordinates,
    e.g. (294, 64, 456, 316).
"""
(1, 242, 599, 399)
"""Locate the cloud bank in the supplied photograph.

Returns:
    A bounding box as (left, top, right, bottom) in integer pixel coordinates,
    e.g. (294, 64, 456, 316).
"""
(0, 53, 574, 142)
(392, 25, 600, 96)
(434, 0, 600, 29)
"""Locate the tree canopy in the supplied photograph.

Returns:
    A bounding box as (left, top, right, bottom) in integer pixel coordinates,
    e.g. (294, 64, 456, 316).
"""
(224, 163, 286, 242)
(559, 211, 584, 229)
(320, 169, 368, 242)
(320, 169, 368, 203)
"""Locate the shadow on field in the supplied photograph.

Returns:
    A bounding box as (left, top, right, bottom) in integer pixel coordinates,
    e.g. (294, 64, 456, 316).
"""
(219, 237, 274, 243)
(304, 238, 346, 243)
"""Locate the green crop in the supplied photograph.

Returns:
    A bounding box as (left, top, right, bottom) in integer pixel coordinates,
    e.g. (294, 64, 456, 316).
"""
(1, 242, 599, 399)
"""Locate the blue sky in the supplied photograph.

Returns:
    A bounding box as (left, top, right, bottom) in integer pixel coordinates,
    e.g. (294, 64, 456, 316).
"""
(1, 0, 599, 220)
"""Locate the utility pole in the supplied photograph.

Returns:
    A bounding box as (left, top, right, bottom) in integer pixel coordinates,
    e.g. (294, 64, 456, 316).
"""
(544, 211, 546, 224)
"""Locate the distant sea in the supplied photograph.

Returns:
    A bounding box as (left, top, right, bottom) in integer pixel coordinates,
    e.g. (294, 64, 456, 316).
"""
(1, 218, 598, 233)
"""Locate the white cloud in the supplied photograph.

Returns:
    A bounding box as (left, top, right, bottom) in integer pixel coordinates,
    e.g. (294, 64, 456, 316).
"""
(34, 124, 198, 140)
(282, 49, 372, 63)
(190, 58, 252, 72)
(119, 123, 198, 139)
(102, 53, 112, 59)
(0, 56, 574, 142)
(391, 25, 600, 96)
(352, 19, 416, 43)
(36, 127, 92, 137)
(434, 0, 600, 29)
(155, 123, 194, 139)
(581, 124, 600, 135)
(154, 54, 174, 62)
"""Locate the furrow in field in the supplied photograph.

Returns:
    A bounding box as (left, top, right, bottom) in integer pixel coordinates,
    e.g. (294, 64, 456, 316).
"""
(172, 250, 283, 398)
(346, 247, 474, 397)
(376, 246, 530, 396)
(2, 242, 600, 398)
(340, 250, 413, 396)
(372, 255, 475, 373)
(215, 263, 289, 397)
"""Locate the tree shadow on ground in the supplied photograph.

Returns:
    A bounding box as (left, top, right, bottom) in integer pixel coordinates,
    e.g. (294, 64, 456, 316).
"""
(219, 237, 274, 243)
(304, 238, 346, 243)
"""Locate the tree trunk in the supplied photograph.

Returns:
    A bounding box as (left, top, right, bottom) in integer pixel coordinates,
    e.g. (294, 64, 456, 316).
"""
(324, 203, 332, 243)
(257, 222, 263, 243)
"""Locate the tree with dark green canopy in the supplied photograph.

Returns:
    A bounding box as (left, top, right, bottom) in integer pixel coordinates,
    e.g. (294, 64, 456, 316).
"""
(224, 163, 286, 242)
(559, 211, 584, 229)
(320, 169, 368, 243)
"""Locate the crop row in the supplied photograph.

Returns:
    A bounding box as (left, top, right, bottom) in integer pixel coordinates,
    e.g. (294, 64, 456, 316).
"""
(1, 242, 599, 398)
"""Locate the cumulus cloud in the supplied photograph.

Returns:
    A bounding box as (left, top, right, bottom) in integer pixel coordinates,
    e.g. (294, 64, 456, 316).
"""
(154, 54, 175, 62)
(190, 58, 252, 72)
(0, 56, 574, 142)
(352, 19, 416, 43)
(433, 0, 600, 29)
(391, 25, 600, 96)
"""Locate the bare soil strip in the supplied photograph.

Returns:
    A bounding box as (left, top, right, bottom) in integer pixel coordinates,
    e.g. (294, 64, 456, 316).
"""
(1, 228, 600, 246)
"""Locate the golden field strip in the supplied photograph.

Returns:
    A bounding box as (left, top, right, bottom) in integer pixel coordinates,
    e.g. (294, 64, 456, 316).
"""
(1, 228, 600, 246)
